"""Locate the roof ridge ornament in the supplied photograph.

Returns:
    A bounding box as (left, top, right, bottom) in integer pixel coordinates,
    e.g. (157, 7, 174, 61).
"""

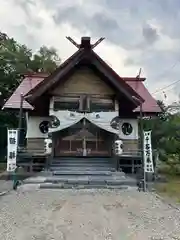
(136, 68, 142, 79)
(66, 36, 105, 49)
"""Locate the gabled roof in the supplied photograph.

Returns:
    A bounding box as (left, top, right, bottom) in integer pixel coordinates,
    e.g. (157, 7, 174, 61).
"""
(2, 73, 46, 110)
(3, 73, 161, 113)
(26, 38, 143, 107)
(2, 37, 161, 113)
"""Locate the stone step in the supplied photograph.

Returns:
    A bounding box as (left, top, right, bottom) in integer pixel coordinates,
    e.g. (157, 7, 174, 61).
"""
(44, 174, 126, 182)
(20, 169, 137, 190)
(50, 167, 115, 172)
(52, 170, 115, 176)
(51, 162, 113, 167)
(53, 157, 112, 160)
(39, 183, 137, 190)
(22, 172, 127, 184)
(43, 178, 136, 186)
(51, 159, 113, 164)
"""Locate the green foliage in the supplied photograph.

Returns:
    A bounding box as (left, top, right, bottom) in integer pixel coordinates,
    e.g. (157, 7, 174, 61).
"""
(0, 31, 61, 159)
(155, 175, 180, 202)
(0, 33, 60, 98)
(142, 101, 180, 175)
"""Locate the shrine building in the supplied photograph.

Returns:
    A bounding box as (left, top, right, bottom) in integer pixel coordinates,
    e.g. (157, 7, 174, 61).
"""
(3, 37, 161, 174)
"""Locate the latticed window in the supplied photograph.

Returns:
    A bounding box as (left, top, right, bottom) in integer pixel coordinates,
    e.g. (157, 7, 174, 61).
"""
(53, 96, 80, 111)
(53, 95, 90, 112)
(53, 95, 114, 112)
(90, 97, 114, 112)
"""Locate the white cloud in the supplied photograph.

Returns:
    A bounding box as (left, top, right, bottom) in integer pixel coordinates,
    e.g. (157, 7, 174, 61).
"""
(0, 0, 180, 105)
(0, 1, 26, 29)
(148, 79, 179, 105)
(0, 0, 141, 75)
(94, 40, 143, 77)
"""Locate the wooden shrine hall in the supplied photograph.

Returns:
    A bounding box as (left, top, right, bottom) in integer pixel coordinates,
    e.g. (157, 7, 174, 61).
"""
(3, 36, 161, 174)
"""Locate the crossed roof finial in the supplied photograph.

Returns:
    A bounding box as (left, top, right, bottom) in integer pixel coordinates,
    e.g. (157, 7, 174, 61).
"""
(66, 36, 105, 49)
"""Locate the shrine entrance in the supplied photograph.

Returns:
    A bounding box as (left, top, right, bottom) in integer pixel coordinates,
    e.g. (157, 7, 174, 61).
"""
(53, 119, 113, 157)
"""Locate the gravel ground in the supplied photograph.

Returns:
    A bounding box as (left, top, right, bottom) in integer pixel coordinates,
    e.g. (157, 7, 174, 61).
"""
(0, 188, 180, 240)
(0, 180, 12, 193)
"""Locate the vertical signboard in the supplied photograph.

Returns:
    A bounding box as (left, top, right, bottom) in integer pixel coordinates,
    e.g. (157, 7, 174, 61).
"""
(7, 129, 18, 172)
(143, 131, 154, 173)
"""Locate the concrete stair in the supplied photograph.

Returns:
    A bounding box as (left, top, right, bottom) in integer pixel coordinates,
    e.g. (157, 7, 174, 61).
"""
(21, 157, 138, 190)
(50, 157, 115, 172)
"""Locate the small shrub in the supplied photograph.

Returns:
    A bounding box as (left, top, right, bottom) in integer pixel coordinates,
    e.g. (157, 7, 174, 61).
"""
(158, 160, 180, 176)
(158, 163, 171, 175)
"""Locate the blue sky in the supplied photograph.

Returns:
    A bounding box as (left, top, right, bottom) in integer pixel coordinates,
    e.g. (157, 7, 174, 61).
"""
(1, 0, 180, 104)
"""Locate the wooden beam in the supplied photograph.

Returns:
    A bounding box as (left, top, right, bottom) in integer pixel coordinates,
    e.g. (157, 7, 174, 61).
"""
(66, 36, 80, 48)
(51, 93, 115, 99)
(91, 37, 105, 49)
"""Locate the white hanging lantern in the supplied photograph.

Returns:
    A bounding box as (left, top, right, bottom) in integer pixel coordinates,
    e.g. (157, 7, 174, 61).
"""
(44, 138, 52, 155)
(114, 140, 123, 156)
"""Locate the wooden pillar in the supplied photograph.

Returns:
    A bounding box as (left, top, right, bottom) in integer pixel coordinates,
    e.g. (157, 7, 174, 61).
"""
(70, 139, 72, 152)
(96, 132, 98, 151)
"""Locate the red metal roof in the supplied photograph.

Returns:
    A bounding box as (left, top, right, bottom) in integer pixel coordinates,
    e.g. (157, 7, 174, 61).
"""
(124, 79, 161, 113)
(3, 73, 161, 113)
(2, 74, 45, 110)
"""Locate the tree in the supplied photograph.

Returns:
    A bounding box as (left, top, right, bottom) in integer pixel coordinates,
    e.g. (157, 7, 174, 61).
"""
(29, 46, 60, 73)
(143, 100, 180, 170)
(0, 31, 61, 160)
(0, 32, 60, 99)
(142, 100, 168, 149)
